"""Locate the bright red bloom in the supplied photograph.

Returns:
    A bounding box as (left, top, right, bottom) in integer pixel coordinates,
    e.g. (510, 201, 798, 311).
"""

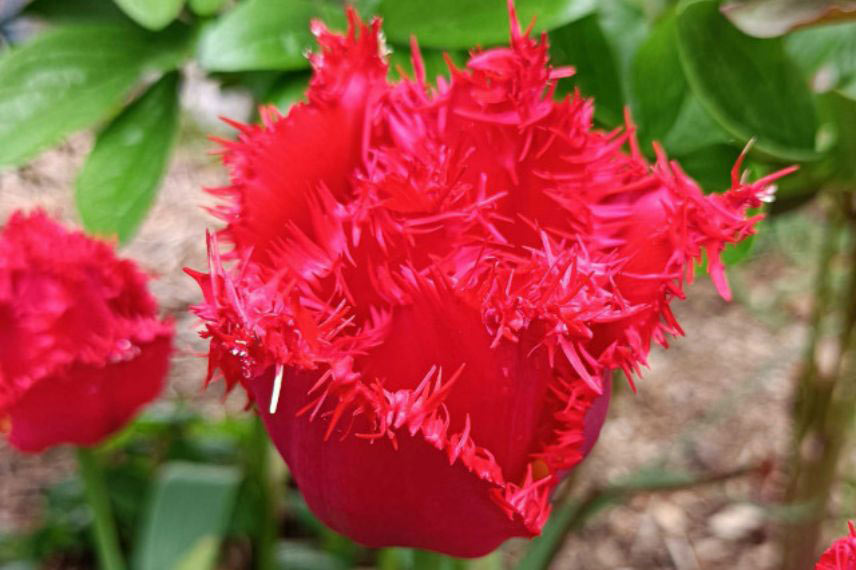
(0, 210, 173, 452)
(189, 5, 793, 557)
(817, 522, 856, 570)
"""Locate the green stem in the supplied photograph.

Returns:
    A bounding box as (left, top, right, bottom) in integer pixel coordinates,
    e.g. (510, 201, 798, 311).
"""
(251, 416, 277, 570)
(76, 448, 125, 570)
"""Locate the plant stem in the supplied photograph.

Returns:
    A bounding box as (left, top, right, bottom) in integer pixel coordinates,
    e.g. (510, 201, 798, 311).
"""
(515, 463, 763, 570)
(781, 193, 856, 570)
(76, 448, 125, 570)
(251, 416, 277, 570)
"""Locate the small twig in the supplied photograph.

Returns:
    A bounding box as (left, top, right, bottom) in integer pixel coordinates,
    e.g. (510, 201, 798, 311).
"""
(570, 463, 764, 527)
(515, 463, 764, 570)
(781, 192, 856, 570)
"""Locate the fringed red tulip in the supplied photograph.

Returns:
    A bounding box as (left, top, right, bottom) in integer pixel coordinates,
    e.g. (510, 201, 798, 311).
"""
(0, 210, 173, 452)
(189, 4, 793, 557)
(816, 521, 856, 570)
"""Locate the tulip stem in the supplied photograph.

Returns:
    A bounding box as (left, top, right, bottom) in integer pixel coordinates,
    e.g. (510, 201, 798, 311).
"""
(76, 448, 125, 570)
(251, 416, 278, 570)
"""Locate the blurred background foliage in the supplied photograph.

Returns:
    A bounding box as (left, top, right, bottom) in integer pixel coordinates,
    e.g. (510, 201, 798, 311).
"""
(0, 0, 855, 569)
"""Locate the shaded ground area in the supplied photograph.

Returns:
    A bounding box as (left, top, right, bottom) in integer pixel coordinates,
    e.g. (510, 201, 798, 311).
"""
(1, 115, 852, 569)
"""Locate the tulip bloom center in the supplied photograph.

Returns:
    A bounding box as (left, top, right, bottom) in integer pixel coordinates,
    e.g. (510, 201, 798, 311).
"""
(190, 5, 792, 557)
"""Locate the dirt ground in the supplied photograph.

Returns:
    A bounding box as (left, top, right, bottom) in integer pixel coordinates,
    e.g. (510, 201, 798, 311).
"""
(0, 95, 852, 569)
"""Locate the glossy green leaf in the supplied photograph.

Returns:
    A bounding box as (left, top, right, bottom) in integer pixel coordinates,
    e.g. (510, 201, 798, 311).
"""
(675, 143, 742, 194)
(173, 537, 220, 570)
(662, 95, 734, 155)
(630, 12, 686, 144)
(0, 25, 176, 166)
(676, 0, 819, 161)
(550, 13, 624, 126)
(188, 0, 225, 16)
(133, 462, 241, 570)
(24, 0, 129, 22)
(596, 0, 648, 100)
(143, 24, 197, 71)
(76, 72, 180, 243)
(197, 0, 347, 71)
(379, 0, 594, 49)
(113, 0, 184, 30)
(261, 73, 309, 112)
(387, 45, 466, 84)
(722, 234, 756, 266)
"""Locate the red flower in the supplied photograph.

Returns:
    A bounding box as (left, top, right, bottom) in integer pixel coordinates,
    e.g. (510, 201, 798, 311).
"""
(189, 5, 793, 557)
(817, 521, 856, 570)
(0, 210, 173, 452)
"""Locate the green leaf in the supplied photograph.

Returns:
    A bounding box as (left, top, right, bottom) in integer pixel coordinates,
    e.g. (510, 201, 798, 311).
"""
(675, 143, 742, 194)
(24, 0, 129, 23)
(197, 0, 347, 71)
(387, 45, 466, 84)
(188, 0, 225, 16)
(662, 94, 734, 155)
(0, 26, 140, 166)
(841, 76, 856, 100)
(550, 13, 624, 127)
(468, 553, 503, 570)
(596, 0, 648, 99)
(143, 24, 197, 71)
(676, 0, 819, 161)
(722, 234, 756, 266)
(379, 0, 595, 49)
(630, 11, 686, 145)
(261, 73, 309, 112)
(172, 537, 220, 570)
(113, 0, 185, 30)
(412, 551, 467, 570)
(75, 71, 180, 243)
(133, 462, 241, 570)
(825, 91, 856, 183)
(274, 541, 347, 570)
(376, 549, 494, 570)
(0, 24, 188, 167)
(786, 22, 856, 94)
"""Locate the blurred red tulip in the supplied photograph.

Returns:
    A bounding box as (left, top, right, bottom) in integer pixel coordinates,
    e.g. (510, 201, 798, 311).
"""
(816, 521, 856, 570)
(0, 210, 173, 452)
(189, 5, 792, 557)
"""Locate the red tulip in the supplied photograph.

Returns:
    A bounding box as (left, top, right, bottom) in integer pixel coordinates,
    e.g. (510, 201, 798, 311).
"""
(0, 210, 173, 452)
(816, 521, 856, 570)
(189, 5, 793, 556)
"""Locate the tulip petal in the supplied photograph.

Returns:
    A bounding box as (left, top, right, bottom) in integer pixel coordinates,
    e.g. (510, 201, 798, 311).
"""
(6, 335, 171, 452)
(189, 3, 792, 555)
(0, 210, 173, 452)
